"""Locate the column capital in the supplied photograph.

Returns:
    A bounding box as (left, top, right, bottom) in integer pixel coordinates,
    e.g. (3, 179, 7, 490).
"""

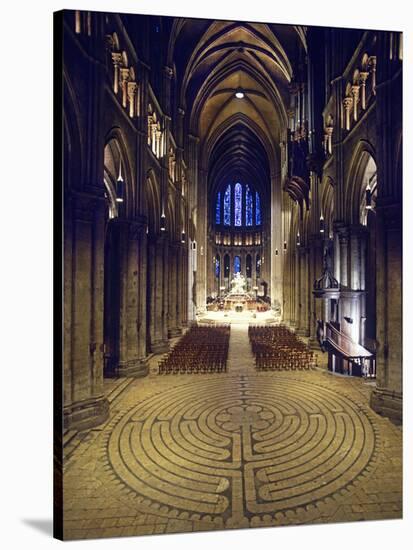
(324, 125, 334, 137)
(111, 52, 122, 65)
(120, 67, 130, 81)
(127, 80, 137, 94)
(368, 55, 377, 69)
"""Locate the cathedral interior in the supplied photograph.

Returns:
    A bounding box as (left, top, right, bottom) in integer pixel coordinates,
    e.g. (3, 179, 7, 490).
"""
(58, 10, 402, 540)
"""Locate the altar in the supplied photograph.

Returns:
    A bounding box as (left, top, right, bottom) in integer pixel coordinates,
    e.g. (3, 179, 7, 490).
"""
(207, 273, 270, 313)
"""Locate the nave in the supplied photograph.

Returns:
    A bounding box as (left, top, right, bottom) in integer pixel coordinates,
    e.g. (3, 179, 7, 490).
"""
(62, 324, 402, 540)
(59, 11, 403, 539)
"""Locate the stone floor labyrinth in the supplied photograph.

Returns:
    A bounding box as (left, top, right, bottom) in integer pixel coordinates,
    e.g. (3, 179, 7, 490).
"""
(63, 370, 402, 539)
(106, 375, 376, 525)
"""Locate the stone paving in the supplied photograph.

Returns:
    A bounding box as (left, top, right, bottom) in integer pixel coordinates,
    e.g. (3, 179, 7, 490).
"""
(62, 325, 402, 540)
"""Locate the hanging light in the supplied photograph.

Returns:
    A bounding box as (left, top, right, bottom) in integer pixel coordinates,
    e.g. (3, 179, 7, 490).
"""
(296, 232, 301, 246)
(181, 230, 186, 244)
(160, 212, 166, 231)
(235, 88, 245, 99)
(116, 162, 124, 203)
(319, 215, 325, 233)
(365, 187, 372, 209)
(275, 248, 279, 256)
(283, 241, 287, 253)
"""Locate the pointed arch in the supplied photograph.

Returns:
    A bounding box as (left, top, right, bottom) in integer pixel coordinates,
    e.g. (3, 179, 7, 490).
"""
(104, 128, 135, 219)
(346, 140, 377, 225)
(145, 169, 161, 234)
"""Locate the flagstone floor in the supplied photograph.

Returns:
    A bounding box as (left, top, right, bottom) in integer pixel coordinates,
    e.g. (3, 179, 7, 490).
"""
(62, 325, 402, 540)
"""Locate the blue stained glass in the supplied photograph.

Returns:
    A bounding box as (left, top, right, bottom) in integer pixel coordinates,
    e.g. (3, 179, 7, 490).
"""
(215, 192, 221, 224)
(224, 185, 231, 226)
(234, 256, 241, 274)
(234, 183, 242, 226)
(256, 192, 261, 225)
(215, 255, 220, 277)
(246, 185, 253, 226)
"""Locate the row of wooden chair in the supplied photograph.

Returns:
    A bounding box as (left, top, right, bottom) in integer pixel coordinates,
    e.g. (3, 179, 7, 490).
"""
(158, 324, 230, 375)
(249, 325, 316, 371)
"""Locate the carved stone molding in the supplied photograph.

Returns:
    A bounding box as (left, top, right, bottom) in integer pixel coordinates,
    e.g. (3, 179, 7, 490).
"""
(343, 97, 353, 130)
(117, 358, 149, 378)
(111, 52, 122, 94)
(120, 67, 130, 108)
(371, 386, 402, 423)
(63, 395, 109, 431)
(127, 81, 138, 117)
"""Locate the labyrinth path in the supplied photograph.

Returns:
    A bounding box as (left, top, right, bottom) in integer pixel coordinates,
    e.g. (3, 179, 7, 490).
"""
(106, 326, 377, 525)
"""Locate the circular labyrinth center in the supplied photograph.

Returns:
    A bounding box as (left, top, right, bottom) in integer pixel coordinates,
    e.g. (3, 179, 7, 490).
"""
(107, 376, 376, 522)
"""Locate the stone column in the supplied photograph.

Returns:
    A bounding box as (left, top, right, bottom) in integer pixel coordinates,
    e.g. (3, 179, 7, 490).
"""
(337, 225, 349, 287)
(151, 234, 169, 353)
(368, 56, 377, 95)
(370, 34, 401, 421)
(371, 203, 402, 421)
(127, 81, 137, 118)
(175, 244, 184, 332)
(111, 52, 122, 94)
(308, 235, 323, 348)
(181, 244, 188, 326)
(343, 97, 353, 131)
(351, 85, 360, 121)
(147, 237, 157, 351)
(349, 225, 362, 290)
(270, 172, 283, 313)
(168, 242, 182, 337)
(119, 67, 130, 109)
(359, 71, 369, 110)
(63, 194, 109, 430)
(117, 218, 148, 377)
(196, 167, 207, 313)
(297, 246, 310, 336)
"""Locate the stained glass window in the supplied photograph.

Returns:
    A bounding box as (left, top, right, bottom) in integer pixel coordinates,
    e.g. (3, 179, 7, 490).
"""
(224, 184, 231, 226)
(234, 256, 241, 274)
(215, 192, 221, 224)
(255, 191, 261, 225)
(246, 185, 253, 226)
(215, 254, 220, 277)
(234, 183, 242, 226)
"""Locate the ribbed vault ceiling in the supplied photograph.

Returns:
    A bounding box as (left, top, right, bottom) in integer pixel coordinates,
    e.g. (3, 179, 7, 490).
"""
(168, 18, 307, 219)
